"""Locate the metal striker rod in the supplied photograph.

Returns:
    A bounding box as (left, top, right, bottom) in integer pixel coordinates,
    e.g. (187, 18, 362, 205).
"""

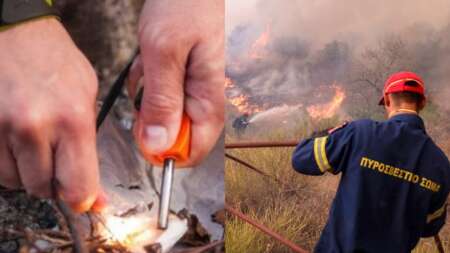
(158, 159, 175, 229)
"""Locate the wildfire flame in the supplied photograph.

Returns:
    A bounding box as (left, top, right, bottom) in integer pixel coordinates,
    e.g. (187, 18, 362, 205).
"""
(226, 25, 272, 113)
(226, 77, 262, 114)
(307, 84, 346, 120)
(228, 94, 249, 112)
(228, 94, 262, 114)
(249, 24, 271, 59)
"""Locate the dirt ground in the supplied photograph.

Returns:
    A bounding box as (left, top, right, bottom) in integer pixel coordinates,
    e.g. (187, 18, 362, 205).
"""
(0, 189, 59, 252)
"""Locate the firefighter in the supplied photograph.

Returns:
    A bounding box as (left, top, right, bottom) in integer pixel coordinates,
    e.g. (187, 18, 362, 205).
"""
(232, 113, 250, 136)
(292, 71, 450, 252)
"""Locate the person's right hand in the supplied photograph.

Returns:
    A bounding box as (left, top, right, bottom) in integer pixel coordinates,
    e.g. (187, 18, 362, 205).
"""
(0, 18, 105, 213)
(128, 0, 225, 168)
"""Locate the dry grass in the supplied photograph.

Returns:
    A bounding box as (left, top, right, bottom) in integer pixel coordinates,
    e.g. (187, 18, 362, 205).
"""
(225, 117, 450, 253)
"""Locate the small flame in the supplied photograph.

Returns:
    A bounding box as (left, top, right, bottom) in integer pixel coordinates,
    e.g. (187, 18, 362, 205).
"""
(307, 84, 346, 120)
(102, 216, 156, 247)
(225, 77, 235, 89)
(229, 94, 249, 112)
(226, 77, 262, 113)
(228, 93, 262, 114)
(249, 24, 271, 59)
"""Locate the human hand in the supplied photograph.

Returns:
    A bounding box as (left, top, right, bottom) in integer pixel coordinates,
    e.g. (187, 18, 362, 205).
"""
(0, 18, 106, 212)
(327, 121, 349, 134)
(128, 0, 224, 167)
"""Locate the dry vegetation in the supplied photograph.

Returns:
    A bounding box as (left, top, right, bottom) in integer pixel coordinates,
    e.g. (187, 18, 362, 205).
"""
(225, 116, 450, 253)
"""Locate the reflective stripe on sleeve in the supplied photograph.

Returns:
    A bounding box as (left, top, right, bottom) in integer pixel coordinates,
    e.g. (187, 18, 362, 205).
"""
(313, 136, 333, 173)
(427, 203, 447, 223)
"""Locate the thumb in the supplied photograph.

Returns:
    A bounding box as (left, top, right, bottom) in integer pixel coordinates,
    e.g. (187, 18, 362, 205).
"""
(136, 40, 187, 155)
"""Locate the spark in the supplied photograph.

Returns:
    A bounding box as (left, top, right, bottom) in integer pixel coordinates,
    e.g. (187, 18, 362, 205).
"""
(101, 215, 157, 247)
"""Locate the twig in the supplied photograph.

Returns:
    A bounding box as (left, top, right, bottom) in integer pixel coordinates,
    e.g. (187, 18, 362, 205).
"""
(0, 188, 26, 194)
(183, 240, 224, 253)
(0, 226, 134, 252)
(37, 233, 69, 246)
(34, 229, 70, 240)
(51, 179, 87, 253)
(54, 197, 87, 253)
(51, 201, 69, 233)
(86, 212, 97, 238)
(0, 228, 24, 237)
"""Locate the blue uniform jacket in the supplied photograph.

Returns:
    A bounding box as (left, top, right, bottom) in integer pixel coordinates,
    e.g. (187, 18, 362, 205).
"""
(292, 114, 450, 253)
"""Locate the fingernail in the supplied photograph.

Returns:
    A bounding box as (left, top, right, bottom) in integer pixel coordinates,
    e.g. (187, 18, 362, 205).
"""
(142, 125, 168, 153)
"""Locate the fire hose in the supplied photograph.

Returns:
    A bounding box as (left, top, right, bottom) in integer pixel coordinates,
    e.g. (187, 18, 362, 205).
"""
(225, 141, 445, 253)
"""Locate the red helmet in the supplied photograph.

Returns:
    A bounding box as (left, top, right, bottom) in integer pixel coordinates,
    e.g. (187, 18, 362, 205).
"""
(378, 71, 426, 105)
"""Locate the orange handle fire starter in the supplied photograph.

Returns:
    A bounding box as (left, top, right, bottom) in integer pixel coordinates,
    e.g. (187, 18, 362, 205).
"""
(134, 87, 192, 229)
(156, 113, 191, 229)
(152, 113, 191, 164)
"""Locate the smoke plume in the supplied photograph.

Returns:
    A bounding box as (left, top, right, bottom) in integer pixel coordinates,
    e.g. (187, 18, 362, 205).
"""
(226, 0, 450, 120)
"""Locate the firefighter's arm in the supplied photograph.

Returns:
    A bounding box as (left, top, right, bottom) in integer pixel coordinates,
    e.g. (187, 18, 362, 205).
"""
(422, 171, 449, 237)
(422, 199, 447, 237)
(291, 122, 354, 175)
(291, 138, 324, 175)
